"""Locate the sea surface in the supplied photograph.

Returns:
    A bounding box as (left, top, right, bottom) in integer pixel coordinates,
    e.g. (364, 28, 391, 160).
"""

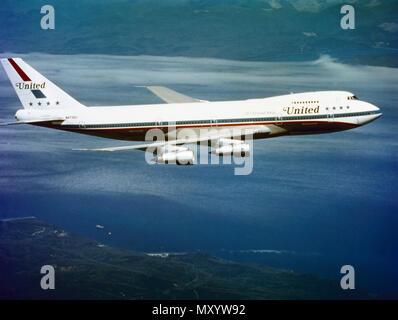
(0, 53, 397, 297)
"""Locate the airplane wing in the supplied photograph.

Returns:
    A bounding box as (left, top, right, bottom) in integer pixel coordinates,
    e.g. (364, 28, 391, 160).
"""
(76, 125, 271, 152)
(138, 86, 207, 104)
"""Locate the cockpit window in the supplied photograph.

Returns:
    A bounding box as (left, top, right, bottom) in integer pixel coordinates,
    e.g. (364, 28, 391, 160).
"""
(348, 95, 358, 100)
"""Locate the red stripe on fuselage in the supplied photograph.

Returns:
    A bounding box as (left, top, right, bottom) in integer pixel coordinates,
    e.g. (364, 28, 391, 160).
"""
(8, 58, 31, 82)
(37, 120, 359, 142)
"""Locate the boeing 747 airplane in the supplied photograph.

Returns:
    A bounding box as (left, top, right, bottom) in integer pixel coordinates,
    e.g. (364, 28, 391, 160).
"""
(0, 58, 382, 165)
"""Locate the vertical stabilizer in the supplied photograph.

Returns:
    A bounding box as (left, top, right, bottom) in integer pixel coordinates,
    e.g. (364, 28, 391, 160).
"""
(1, 58, 86, 109)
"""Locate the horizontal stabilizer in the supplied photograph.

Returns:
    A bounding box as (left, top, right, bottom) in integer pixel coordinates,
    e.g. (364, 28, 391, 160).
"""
(0, 118, 65, 126)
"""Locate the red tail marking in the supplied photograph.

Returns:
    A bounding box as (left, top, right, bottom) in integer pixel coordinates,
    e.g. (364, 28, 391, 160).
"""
(8, 58, 31, 82)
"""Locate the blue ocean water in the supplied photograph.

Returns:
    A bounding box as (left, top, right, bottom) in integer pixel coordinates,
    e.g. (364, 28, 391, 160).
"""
(0, 53, 397, 297)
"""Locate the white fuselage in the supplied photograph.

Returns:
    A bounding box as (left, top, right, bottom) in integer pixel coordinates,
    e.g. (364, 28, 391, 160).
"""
(19, 90, 381, 141)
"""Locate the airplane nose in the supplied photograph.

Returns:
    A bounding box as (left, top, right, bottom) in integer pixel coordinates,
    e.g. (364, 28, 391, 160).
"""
(364, 102, 381, 113)
(359, 103, 382, 125)
(367, 102, 380, 112)
(372, 104, 382, 118)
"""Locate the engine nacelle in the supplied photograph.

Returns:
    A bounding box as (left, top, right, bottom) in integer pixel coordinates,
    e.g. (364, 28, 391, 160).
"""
(156, 150, 195, 165)
(213, 143, 250, 157)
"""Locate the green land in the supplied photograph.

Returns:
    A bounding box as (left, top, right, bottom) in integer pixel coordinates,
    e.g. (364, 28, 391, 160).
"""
(0, 217, 369, 299)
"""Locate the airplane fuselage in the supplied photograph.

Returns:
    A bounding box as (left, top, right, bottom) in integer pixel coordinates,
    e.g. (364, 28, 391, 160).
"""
(2, 57, 383, 165)
(24, 90, 381, 141)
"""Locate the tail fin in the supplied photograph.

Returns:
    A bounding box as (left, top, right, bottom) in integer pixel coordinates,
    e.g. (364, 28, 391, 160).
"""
(1, 57, 85, 109)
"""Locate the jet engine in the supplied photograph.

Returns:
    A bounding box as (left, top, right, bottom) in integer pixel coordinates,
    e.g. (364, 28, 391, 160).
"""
(155, 146, 195, 165)
(211, 138, 250, 157)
